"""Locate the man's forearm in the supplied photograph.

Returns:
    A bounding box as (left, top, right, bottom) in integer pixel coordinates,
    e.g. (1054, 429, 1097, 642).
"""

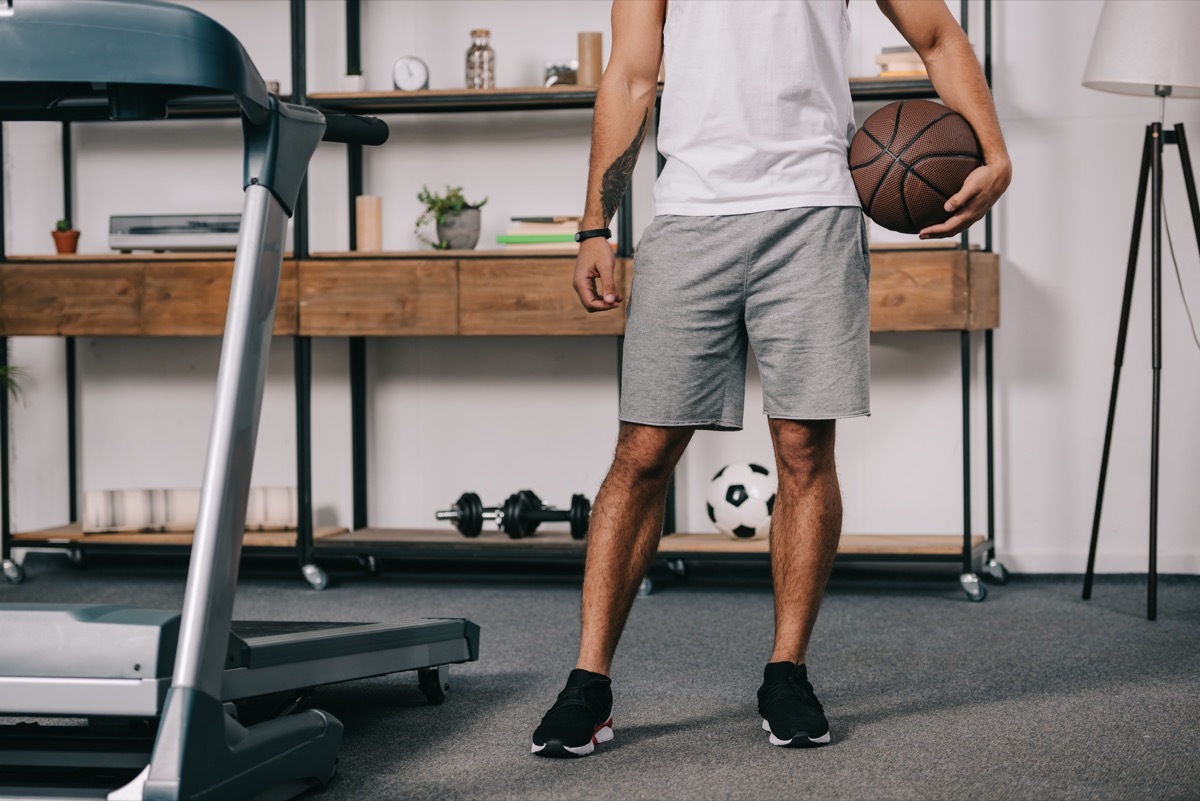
(923, 33, 1009, 169)
(582, 80, 657, 229)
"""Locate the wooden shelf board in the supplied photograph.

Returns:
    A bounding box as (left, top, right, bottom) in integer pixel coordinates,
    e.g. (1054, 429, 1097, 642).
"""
(661, 533, 987, 556)
(2, 250, 996, 337)
(319, 528, 985, 558)
(4, 253, 239, 263)
(310, 78, 932, 114)
(310, 245, 976, 259)
(323, 527, 586, 553)
(308, 249, 574, 260)
(11, 522, 346, 548)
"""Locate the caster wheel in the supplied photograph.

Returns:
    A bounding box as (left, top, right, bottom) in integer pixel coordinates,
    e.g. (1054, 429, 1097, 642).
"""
(981, 558, 1010, 585)
(666, 558, 688, 578)
(67, 548, 87, 569)
(357, 555, 379, 575)
(960, 573, 987, 602)
(302, 564, 329, 591)
(418, 665, 449, 705)
(2, 560, 25, 585)
(637, 577, 654, 598)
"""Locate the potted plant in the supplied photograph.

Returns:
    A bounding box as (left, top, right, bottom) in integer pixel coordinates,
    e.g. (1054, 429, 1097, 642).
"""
(415, 185, 487, 250)
(51, 218, 80, 254)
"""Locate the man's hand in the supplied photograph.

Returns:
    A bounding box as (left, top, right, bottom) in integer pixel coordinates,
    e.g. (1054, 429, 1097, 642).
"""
(919, 158, 1012, 240)
(573, 238, 623, 312)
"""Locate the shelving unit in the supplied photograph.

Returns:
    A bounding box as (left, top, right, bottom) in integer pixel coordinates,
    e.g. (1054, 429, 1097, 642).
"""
(0, 0, 1004, 599)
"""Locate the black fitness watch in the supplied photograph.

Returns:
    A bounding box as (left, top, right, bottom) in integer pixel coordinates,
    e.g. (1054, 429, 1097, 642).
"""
(574, 227, 612, 243)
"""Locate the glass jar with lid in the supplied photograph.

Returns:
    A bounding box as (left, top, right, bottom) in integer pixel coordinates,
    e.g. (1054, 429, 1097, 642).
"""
(466, 29, 495, 89)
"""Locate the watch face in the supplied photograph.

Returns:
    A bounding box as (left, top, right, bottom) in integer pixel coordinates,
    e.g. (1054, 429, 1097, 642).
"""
(392, 57, 429, 91)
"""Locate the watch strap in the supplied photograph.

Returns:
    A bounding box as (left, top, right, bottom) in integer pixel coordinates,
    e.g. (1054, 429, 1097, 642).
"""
(574, 227, 612, 243)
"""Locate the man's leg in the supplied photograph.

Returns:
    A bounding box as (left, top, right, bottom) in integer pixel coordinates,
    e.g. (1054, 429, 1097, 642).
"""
(766, 418, 841, 665)
(531, 422, 692, 757)
(754, 417, 840, 747)
(577, 421, 694, 676)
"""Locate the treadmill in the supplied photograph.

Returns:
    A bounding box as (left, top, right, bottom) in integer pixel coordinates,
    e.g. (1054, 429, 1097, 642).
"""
(0, 2, 480, 799)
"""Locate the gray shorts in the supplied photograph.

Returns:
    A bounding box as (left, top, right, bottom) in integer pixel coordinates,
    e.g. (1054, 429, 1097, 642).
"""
(620, 206, 871, 430)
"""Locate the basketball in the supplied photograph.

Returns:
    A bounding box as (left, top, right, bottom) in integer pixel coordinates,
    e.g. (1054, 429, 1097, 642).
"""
(850, 99, 982, 235)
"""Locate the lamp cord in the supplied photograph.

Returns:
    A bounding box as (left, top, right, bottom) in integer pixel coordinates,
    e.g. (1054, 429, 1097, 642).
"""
(1161, 197, 1200, 353)
(1156, 97, 1200, 354)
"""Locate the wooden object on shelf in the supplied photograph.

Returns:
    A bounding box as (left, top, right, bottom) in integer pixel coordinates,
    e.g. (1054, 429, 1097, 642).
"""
(11, 522, 346, 548)
(577, 32, 603, 86)
(355, 195, 383, 252)
(458, 258, 631, 336)
(869, 250, 998, 332)
(298, 259, 457, 336)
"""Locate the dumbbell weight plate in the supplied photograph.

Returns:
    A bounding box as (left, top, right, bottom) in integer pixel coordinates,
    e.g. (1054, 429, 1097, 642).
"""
(516, 490, 544, 538)
(569, 494, 591, 540)
(456, 492, 484, 538)
(500, 492, 529, 539)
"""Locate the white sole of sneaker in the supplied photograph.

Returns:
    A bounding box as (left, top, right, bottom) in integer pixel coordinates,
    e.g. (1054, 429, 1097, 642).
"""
(761, 718, 831, 747)
(531, 716, 614, 757)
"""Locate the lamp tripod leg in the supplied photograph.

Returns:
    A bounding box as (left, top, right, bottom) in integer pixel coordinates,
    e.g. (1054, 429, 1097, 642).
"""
(1084, 126, 1153, 601)
(1147, 123, 1164, 622)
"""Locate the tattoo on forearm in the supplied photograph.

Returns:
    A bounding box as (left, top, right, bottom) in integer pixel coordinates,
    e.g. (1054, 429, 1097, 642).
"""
(600, 110, 649, 223)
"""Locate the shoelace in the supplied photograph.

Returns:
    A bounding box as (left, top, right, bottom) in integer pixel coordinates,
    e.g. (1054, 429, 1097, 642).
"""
(549, 684, 607, 719)
(761, 677, 824, 713)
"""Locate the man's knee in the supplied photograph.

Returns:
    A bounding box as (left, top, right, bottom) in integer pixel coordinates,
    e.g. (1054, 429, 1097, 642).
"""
(770, 419, 836, 479)
(609, 423, 692, 487)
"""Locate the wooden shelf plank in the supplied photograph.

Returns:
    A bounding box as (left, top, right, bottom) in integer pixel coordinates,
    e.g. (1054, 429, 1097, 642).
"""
(310, 249, 580, 260)
(4, 253, 240, 262)
(458, 258, 630, 336)
(661, 532, 987, 556)
(319, 528, 985, 558)
(11, 522, 346, 548)
(2, 250, 996, 337)
(309, 78, 934, 115)
(298, 259, 457, 336)
(0, 259, 298, 336)
(869, 250, 998, 332)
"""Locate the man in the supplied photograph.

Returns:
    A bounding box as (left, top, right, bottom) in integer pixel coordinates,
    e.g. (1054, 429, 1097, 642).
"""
(531, 0, 1010, 757)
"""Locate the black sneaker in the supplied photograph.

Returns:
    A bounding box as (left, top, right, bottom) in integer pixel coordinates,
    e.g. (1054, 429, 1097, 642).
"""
(531, 668, 614, 757)
(757, 661, 831, 747)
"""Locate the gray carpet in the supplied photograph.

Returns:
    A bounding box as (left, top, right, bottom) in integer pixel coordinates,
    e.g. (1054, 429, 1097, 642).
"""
(5, 555, 1199, 801)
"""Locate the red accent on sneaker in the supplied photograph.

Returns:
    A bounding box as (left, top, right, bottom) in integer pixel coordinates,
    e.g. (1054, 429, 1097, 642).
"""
(591, 716, 614, 744)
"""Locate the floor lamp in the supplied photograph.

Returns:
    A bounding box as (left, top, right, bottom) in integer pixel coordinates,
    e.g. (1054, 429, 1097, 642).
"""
(1080, 1, 1200, 620)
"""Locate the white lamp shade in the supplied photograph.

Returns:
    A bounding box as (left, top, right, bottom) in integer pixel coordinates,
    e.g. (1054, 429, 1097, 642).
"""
(1082, 0, 1200, 98)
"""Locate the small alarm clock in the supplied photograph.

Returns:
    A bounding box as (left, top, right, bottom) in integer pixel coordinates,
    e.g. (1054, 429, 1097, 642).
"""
(392, 56, 430, 91)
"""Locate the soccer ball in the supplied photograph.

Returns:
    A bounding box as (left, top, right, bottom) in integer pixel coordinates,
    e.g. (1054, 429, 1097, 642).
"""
(706, 462, 777, 540)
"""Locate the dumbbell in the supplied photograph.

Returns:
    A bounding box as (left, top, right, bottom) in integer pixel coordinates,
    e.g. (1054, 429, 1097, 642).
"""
(434, 492, 501, 538)
(500, 490, 592, 541)
(436, 490, 593, 540)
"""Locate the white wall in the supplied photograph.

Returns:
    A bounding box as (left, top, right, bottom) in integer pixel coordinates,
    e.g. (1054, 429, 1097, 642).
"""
(3, 1, 1197, 573)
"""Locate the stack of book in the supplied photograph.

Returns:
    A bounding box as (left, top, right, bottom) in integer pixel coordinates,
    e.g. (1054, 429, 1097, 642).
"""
(875, 45, 927, 78)
(496, 216, 581, 253)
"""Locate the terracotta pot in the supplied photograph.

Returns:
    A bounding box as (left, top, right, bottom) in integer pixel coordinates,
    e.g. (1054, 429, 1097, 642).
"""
(52, 229, 80, 254)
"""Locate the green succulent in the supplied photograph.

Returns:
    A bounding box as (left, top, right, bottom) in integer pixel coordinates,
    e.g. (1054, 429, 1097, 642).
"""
(415, 185, 487, 249)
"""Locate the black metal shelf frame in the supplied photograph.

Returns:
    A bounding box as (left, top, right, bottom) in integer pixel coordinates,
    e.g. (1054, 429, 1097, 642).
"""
(0, 0, 999, 594)
(322, 0, 1000, 593)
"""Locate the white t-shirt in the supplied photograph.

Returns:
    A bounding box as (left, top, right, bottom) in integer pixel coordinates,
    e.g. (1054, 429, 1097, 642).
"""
(654, 0, 860, 216)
